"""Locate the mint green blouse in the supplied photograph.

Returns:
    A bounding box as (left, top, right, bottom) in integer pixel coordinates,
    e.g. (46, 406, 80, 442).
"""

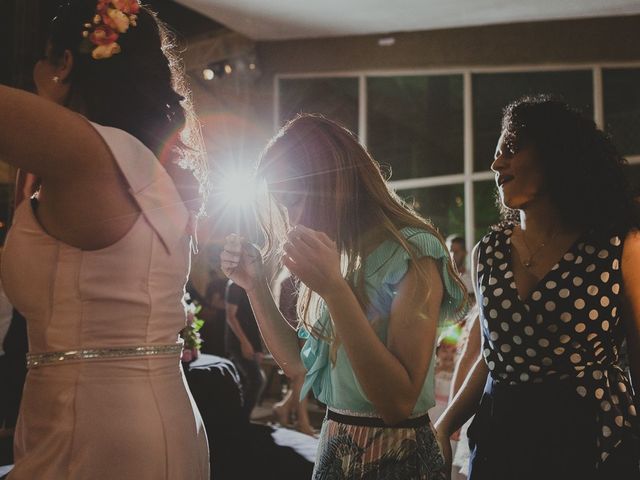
(298, 227, 468, 415)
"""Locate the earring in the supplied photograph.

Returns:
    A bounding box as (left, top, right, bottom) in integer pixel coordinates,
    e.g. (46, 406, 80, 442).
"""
(52, 76, 60, 83)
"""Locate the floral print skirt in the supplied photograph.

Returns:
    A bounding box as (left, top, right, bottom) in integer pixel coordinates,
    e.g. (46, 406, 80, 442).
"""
(313, 409, 446, 480)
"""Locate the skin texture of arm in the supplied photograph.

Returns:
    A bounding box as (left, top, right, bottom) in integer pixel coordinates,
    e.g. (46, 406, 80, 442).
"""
(0, 85, 139, 250)
(622, 230, 640, 393)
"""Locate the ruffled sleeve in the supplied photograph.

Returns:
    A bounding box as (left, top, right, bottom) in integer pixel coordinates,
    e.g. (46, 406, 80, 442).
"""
(297, 314, 334, 404)
(376, 228, 469, 326)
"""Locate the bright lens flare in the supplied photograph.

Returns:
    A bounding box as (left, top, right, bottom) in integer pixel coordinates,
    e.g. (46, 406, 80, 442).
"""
(217, 170, 261, 208)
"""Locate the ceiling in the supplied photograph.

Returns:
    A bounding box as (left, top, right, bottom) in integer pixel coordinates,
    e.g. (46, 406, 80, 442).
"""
(174, 0, 640, 40)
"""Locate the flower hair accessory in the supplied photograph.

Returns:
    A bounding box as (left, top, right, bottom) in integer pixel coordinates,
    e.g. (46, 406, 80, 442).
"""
(79, 0, 140, 60)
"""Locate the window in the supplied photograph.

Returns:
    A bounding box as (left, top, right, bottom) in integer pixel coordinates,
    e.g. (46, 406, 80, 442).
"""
(367, 75, 463, 179)
(603, 68, 640, 156)
(278, 77, 359, 134)
(277, 63, 639, 247)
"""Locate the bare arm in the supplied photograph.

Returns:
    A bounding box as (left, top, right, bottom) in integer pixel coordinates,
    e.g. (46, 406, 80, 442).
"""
(323, 257, 442, 425)
(622, 230, 640, 393)
(435, 243, 488, 436)
(450, 312, 481, 399)
(221, 239, 306, 379)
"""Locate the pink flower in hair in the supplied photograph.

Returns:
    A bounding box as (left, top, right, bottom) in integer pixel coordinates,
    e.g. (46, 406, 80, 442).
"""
(89, 25, 119, 46)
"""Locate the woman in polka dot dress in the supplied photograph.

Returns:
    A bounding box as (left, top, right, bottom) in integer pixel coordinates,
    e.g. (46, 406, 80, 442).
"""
(434, 95, 640, 480)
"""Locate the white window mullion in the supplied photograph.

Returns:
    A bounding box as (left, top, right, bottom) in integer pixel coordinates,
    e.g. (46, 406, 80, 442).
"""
(359, 75, 367, 146)
(593, 67, 604, 130)
(463, 71, 475, 252)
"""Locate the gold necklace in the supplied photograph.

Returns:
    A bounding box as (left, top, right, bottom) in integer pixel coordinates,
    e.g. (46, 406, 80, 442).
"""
(520, 228, 561, 268)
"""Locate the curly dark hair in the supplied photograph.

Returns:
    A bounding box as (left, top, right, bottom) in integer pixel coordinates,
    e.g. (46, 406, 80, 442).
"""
(46, 0, 207, 211)
(498, 94, 640, 236)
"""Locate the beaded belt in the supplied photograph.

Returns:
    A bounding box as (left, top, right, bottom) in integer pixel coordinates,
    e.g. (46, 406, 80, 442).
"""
(26, 343, 183, 369)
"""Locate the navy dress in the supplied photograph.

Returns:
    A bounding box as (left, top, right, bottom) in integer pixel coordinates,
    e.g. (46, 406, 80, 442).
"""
(469, 225, 640, 480)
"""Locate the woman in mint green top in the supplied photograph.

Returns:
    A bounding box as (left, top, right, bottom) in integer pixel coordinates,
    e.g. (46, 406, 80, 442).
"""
(221, 114, 469, 479)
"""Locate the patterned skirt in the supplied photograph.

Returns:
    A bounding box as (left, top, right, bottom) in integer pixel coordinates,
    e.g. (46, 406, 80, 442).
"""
(313, 409, 446, 480)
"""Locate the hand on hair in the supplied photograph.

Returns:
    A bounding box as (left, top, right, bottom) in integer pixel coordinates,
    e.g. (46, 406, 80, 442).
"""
(282, 225, 344, 298)
(220, 234, 264, 292)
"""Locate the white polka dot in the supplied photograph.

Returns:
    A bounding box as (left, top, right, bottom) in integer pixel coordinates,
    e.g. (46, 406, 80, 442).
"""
(538, 338, 550, 348)
(529, 365, 541, 373)
(483, 348, 491, 357)
(630, 405, 637, 416)
(574, 299, 585, 310)
(585, 245, 596, 255)
(615, 415, 624, 426)
(497, 353, 504, 362)
(564, 253, 575, 261)
(494, 288, 504, 297)
(495, 251, 504, 259)
(619, 382, 627, 393)
(612, 283, 620, 295)
(595, 388, 604, 399)
(589, 310, 599, 321)
(483, 297, 489, 307)
(486, 246, 493, 254)
(505, 271, 514, 279)
(559, 289, 570, 298)
(477, 264, 484, 272)
(526, 348, 537, 357)
(505, 364, 515, 372)
(602, 320, 610, 331)
(575, 256, 583, 264)
(560, 335, 571, 344)
(545, 301, 556, 312)
(520, 373, 530, 382)
(513, 335, 523, 345)
(593, 370, 603, 380)
(487, 361, 495, 370)
(524, 326, 534, 336)
(602, 401, 612, 412)
(514, 356, 525, 364)
(535, 314, 544, 325)
(586, 264, 596, 273)
(612, 394, 619, 405)
(489, 277, 498, 285)
(575, 323, 586, 333)
(561, 271, 570, 279)
(501, 344, 512, 353)
(489, 331, 499, 341)
(587, 285, 599, 296)
(598, 250, 609, 259)
(546, 281, 557, 289)
(531, 291, 542, 301)
(512, 312, 522, 322)
(600, 296, 610, 308)
(611, 307, 618, 317)
(611, 237, 621, 246)
(570, 353, 582, 364)
(601, 272, 610, 283)
(577, 386, 587, 397)
(573, 277, 584, 287)
(554, 347, 565, 355)
(489, 309, 498, 319)
(587, 333, 598, 341)
(500, 322, 510, 332)
(498, 263, 507, 271)
(501, 299, 512, 309)
(542, 357, 552, 366)
(560, 312, 572, 323)
(602, 425, 612, 437)
(547, 324, 558, 333)
(612, 259, 620, 270)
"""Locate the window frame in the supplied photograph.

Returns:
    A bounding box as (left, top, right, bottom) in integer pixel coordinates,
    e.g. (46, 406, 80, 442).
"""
(275, 62, 640, 252)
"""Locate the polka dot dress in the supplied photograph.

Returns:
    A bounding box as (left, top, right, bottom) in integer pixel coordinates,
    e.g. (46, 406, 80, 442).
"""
(477, 225, 639, 467)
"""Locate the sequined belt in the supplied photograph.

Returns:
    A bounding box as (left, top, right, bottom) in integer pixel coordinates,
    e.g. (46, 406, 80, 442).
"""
(26, 343, 183, 369)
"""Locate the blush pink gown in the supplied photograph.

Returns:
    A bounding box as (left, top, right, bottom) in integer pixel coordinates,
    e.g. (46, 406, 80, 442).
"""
(1, 123, 209, 479)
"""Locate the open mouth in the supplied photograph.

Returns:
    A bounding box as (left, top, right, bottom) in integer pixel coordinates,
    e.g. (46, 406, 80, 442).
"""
(497, 175, 514, 187)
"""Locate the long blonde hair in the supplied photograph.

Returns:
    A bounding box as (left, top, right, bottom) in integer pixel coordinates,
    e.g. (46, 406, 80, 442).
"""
(256, 114, 468, 354)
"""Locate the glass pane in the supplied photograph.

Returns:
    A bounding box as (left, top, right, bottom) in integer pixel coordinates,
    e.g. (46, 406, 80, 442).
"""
(367, 75, 463, 179)
(473, 70, 593, 172)
(474, 180, 501, 243)
(603, 68, 640, 156)
(396, 184, 465, 239)
(279, 78, 359, 134)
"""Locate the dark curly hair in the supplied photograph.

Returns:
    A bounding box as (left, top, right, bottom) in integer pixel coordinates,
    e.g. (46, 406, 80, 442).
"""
(498, 94, 640, 237)
(46, 0, 207, 212)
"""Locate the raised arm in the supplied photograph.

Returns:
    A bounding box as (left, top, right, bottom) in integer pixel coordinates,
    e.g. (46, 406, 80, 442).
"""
(221, 236, 305, 379)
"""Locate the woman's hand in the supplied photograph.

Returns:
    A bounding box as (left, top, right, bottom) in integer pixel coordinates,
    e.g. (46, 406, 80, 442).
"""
(435, 428, 453, 480)
(282, 225, 344, 298)
(220, 234, 265, 292)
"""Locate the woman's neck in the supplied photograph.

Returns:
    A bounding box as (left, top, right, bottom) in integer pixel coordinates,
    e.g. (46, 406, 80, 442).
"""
(518, 196, 577, 243)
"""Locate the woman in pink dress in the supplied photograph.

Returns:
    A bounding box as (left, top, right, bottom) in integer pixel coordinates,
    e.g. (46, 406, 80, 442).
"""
(0, 1, 209, 478)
